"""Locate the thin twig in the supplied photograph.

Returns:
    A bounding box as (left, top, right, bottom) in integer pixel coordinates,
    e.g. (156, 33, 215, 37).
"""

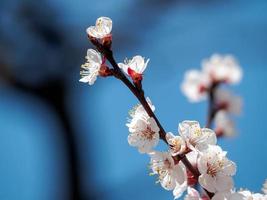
(206, 82, 219, 128)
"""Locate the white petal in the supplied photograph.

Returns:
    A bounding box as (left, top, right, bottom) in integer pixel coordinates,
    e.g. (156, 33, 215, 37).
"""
(222, 159, 237, 176)
(86, 49, 102, 64)
(199, 174, 216, 193)
(215, 175, 234, 192)
(86, 17, 112, 38)
(118, 63, 129, 74)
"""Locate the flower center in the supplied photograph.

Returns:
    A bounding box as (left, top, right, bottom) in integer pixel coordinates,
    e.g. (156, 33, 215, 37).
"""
(141, 127, 155, 140)
(207, 161, 224, 177)
(170, 139, 182, 153)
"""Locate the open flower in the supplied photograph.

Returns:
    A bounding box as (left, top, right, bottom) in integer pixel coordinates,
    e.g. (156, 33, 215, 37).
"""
(179, 121, 217, 152)
(181, 70, 211, 102)
(86, 17, 112, 39)
(215, 89, 242, 115)
(118, 55, 149, 82)
(214, 111, 236, 137)
(166, 132, 186, 156)
(80, 49, 102, 85)
(127, 116, 159, 153)
(202, 54, 242, 84)
(127, 98, 159, 153)
(149, 151, 188, 199)
(198, 145, 236, 193)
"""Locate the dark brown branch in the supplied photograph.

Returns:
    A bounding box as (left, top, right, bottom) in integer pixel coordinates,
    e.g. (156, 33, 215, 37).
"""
(206, 82, 219, 128)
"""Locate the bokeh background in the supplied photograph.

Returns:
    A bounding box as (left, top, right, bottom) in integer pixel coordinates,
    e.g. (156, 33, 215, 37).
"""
(0, 0, 267, 199)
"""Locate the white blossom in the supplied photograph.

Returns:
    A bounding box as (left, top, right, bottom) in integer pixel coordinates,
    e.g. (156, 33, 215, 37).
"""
(166, 132, 186, 156)
(149, 151, 188, 199)
(212, 191, 245, 200)
(118, 55, 149, 78)
(86, 17, 112, 39)
(179, 121, 217, 152)
(238, 190, 267, 200)
(198, 145, 236, 193)
(214, 111, 236, 137)
(262, 179, 267, 195)
(127, 98, 159, 153)
(215, 89, 242, 115)
(202, 54, 242, 84)
(184, 187, 202, 200)
(127, 116, 159, 153)
(181, 70, 211, 102)
(80, 49, 102, 85)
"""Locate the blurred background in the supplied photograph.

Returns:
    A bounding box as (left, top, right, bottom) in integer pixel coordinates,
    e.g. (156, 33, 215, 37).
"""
(0, 0, 267, 199)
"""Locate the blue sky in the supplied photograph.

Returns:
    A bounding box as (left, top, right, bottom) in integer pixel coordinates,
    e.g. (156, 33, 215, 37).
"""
(0, 0, 267, 199)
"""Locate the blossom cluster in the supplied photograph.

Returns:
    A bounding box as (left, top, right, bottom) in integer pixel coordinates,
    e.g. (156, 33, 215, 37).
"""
(127, 100, 267, 199)
(181, 54, 243, 137)
(80, 17, 266, 200)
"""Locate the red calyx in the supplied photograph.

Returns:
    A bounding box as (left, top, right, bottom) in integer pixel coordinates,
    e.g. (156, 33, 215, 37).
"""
(99, 64, 112, 77)
(128, 67, 143, 84)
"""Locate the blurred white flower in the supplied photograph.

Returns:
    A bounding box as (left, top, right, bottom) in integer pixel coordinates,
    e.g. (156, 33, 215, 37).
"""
(262, 179, 267, 195)
(166, 132, 186, 156)
(181, 70, 211, 102)
(184, 187, 202, 200)
(179, 121, 217, 152)
(238, 190, 267, 200)
(215, 89, 242, 115)
(127, 98, 159, 153)
(80, 49, 102, 85)
(198, 145, 236, 193)
(149, 151, 187, 199)
(86, 17, 112, 39)
(202, 54, 242, 84)
(118, 55, 149, 81)
(212, 191, 245, 200)
(214, 111, 236, 137)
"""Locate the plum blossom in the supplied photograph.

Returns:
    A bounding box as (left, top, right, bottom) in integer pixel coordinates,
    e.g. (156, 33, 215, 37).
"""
(215, 89, 242, 115)
(214, 111, 236, 137)
(86, 17, 112, 39)
(80, 49, 102, 85)
(198, 145, 236, 193)
(166, 132, 186, 156)
(118, 55, 149, 82)
(127, 98, 159, 153)
(149, 151, 188, 199)
(202, 54, 242, 84)
(181, 70, 211, 102)
(262, 179, 267, 195)
(179, 121, 217, 152)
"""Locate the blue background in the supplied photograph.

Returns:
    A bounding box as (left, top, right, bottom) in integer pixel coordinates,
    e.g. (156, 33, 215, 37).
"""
(0, 0, 266, 199)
